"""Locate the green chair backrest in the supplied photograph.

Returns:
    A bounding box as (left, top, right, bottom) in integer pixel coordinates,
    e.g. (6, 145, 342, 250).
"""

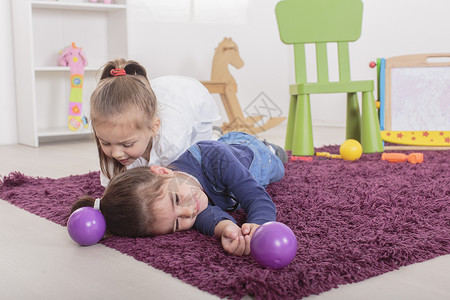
(275, 0, 364, 84)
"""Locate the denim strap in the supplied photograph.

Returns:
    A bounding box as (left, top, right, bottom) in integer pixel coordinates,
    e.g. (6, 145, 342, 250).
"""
(187, 144, 202, 165)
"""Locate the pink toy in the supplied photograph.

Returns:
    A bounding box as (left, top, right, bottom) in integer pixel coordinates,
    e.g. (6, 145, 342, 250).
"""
(57, 42, 87, 73)
(290, 156, 313, 162)
(58, 42, 88, 131)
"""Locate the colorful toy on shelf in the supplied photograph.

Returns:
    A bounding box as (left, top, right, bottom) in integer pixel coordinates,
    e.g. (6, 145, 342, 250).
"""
(339, 139, 363, 161)
(58, 42, 88, 131)
(381, 152, 423, 164)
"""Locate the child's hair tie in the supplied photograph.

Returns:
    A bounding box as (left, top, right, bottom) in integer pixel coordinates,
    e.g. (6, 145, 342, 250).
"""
(110, 68, 126, 76)
(94, 198, 101, 211)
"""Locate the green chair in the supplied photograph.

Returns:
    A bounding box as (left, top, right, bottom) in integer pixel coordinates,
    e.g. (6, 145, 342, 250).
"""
(275, 0, 383, 156)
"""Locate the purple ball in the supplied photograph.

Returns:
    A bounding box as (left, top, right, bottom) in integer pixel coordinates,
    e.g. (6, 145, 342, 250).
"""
(67, 207, 106, 246)
(250, 221, 297, 269)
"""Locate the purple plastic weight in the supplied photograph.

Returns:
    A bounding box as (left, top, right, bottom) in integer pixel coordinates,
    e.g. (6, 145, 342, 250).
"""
(67, 207, 106, 246)
(250, 221, 297, 269)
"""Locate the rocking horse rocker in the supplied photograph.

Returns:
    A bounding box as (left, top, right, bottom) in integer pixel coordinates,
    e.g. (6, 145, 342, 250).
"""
(202, 38, 285, 134)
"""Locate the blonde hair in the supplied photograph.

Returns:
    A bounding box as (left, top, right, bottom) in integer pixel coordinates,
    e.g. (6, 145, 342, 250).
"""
(90, 59, 158, 180)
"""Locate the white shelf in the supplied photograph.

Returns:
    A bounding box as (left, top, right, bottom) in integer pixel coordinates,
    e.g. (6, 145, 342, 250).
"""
(12, 0, 128, 147)
(32, 1, 126, 11)
(39, 127, 92, 137)
(35, 66, 100, 72)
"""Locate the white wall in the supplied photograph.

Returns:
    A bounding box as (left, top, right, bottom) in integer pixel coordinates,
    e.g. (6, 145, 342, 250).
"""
(2, 0, 450, 145)
(1, 0, 17, 144)
(127, 0, 450, 128)
(127, 0, 290, 126)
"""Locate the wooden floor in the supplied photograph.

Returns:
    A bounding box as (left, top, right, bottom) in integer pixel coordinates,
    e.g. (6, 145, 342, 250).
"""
(1, 125, 449, 299)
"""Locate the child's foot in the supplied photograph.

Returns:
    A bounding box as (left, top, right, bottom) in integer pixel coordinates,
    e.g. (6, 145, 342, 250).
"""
(262, 140, 288, 164)
(212, 126, 224, 140)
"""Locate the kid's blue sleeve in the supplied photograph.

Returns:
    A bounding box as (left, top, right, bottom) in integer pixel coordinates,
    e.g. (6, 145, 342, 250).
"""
(204, 146, 277, 226)
(193, 206, 236, 236)
(221, 163, 276, 225)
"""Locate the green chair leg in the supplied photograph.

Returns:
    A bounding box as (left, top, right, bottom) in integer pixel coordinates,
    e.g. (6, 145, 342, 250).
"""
(361, 91, 384, 153)
(292, 94, 314, 156)
(346, 92, 361, 142)
(284, 95, 297, 151)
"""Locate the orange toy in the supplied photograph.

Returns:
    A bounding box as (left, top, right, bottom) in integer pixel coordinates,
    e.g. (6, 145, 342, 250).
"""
(290, 156, 313, 162)
(381, 153, 423, 164)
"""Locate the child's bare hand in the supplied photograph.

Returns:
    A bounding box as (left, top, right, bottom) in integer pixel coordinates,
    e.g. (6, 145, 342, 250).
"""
(221, 224, 251, 256)
(241, 223, 260, 239)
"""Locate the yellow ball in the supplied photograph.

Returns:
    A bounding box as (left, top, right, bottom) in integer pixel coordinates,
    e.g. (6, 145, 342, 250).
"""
(339, 139, 362, 161)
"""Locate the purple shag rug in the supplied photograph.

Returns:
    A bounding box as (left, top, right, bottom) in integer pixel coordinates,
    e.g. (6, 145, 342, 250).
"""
(1, 146, 450, 299)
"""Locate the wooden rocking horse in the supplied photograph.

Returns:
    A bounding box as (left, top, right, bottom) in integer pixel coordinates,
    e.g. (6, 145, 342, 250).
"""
(201, 38, 285, 134)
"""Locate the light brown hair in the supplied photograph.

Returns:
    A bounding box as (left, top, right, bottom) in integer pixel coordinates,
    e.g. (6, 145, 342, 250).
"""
(90, 58, 158, 180)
